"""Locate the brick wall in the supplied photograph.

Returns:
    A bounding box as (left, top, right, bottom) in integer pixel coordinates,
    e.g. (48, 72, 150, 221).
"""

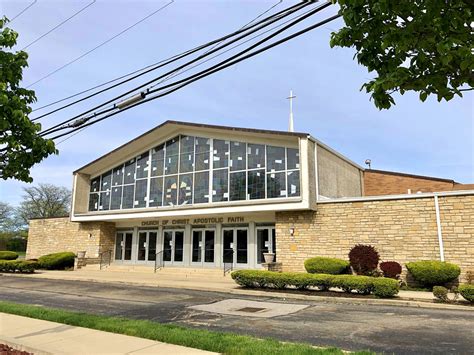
(276, 194, 474, 282)
(364, 170, 455, 196)
(27, 217, 115, 261)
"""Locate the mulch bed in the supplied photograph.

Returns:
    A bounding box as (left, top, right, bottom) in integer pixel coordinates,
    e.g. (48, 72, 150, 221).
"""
(0, 344, 33, 355)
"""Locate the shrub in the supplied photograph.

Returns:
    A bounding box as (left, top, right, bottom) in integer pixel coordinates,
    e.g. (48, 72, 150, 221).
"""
(0, 260, 36, 273)
(380, 261, 402, 279)
(433, 286, 449, 302)
(38, 252, 76, 270)
(372, 278, 400, 298)
(348, 244, 379, 275)
(231, 270, 399, 298)
(406, 261, 460, 287)
(458, 284, 474, 303)
(304, 257, 349, 275)
(0, 251, 19, 260)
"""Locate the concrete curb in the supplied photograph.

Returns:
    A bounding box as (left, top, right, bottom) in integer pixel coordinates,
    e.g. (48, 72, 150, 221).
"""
(3, 273, 473, 311)
(0, 335, 52, 355)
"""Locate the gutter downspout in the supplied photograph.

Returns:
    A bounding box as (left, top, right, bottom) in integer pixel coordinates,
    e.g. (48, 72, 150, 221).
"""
(434, 195, 445, 262)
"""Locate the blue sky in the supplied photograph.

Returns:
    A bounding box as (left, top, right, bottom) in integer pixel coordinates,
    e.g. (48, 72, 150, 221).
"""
(1, 0, 473, 206)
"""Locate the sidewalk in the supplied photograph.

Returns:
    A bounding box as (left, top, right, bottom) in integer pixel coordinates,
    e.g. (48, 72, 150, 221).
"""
(0, 313, 215, 355)
(4, 268, 472, 310)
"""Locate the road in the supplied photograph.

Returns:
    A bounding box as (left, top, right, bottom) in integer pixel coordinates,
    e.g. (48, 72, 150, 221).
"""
(1, 276, 473, 354)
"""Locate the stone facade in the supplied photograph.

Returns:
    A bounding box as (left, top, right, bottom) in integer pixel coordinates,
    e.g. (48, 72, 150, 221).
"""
(27, 217, 115, 262)
(275, 194, 474, 282)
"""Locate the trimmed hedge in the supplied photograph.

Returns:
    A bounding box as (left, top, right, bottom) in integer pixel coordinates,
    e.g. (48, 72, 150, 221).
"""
(458, 284, 474, 303)
(0, 251, 19, 260)
(304, 257, 349, 275)
(231, 270, 399, 298)
(406, 260, 460, 287)
(0, 260, 37, 273)
(38, 252, 76, 270)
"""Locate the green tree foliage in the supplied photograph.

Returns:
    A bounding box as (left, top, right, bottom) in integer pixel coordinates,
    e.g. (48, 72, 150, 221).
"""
(17, 184, 71, 224)
(0, 17, 56, 182)
(330, 1, 474, 109)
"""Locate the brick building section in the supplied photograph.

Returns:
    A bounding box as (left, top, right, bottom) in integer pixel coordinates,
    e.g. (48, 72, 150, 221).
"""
(363, 169, 459, 196)
(275, 194, 474, 282)
(27, 217, 115, 261)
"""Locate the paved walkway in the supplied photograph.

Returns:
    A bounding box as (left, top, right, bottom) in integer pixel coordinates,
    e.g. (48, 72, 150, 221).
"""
(2, 267, 446, 305)
(0, 313, 215, 355)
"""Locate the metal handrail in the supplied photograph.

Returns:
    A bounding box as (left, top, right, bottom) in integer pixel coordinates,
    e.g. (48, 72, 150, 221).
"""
(223, 250, 234, 276)
(99, 250, 112, 270)
(154, 251, 164, 273)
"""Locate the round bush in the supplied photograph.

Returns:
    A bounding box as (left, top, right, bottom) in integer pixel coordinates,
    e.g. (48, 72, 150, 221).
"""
(380, 261, 402, 279)
(0, 251, 19, 260)
(38, 252, 76, 270)
(304, 257, 349, 275)
(458, 284, 474, 303)
(406, 261, 460, 287)
(432, 286, 449, 302)
(348, 244, 380, 275)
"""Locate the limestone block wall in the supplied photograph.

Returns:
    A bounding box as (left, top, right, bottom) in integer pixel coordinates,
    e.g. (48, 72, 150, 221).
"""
(276, 194, 474, 282)
(27, 217, 115, 260)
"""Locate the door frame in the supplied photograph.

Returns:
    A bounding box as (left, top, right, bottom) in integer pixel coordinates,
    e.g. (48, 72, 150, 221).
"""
(114, 230, 134, 263)
(190, 228, 216, 267)
(221, 226, 249, 268)
(255, 226, 275, 266)
(162, 229, 185, 266)
(136, 229, 158, 264)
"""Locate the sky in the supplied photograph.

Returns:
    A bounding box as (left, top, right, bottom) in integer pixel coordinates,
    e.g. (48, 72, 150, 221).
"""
(1, 0, 473, 207)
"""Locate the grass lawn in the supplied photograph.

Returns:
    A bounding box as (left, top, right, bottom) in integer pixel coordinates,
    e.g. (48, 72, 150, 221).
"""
(0, 301, 373, 355)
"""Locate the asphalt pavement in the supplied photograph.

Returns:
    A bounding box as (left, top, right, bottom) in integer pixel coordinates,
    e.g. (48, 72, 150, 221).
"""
(1, 276, 473, 354)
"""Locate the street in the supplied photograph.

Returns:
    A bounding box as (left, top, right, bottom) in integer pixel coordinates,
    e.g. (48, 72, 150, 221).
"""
(1, 276, 473, 354)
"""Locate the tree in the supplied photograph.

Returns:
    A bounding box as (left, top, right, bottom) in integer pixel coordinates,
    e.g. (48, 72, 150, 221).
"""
(17, 184, 71, 224)
(0, 17, 57, 182)
(0, 201, 13, 228)
(331, 0, 474, 109)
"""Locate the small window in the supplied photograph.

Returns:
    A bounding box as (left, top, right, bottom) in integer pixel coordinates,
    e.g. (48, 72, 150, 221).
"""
(134, 179, 147, 208)
(122, 185, 135, 209)
(248, 144, 265, 169)
(178, 173, 193, 205)
(179, 136, 194, 173)
(267, 172, 286, 198)
(135, 152, 149, 179)
(266, 146, 286, 172)
(90, 177, 100, 192)
(89, 193, 99, 211)
(124, 158, 136, 184)
(164, 175, 178, 205)
(248, 169, 265, 200)
(287, 148, 300, 170)
(165, 137, 179, 175)
(213, 139, 229, 169)
(195, 137, 210, 171)
(287, 170, 300, 197)
(99, 191, 110, 210)
(101, 170, 112, 191)
(229, 171, 246, 201)
(151, 144, 165, 177)
(112, 165, 124, 186)
(212, 169, 228, 202)
(149, 177, 163, 207)
(194, 171, 209, 204)
(110, 186, 122, 209)
(230, 141, 246, 171)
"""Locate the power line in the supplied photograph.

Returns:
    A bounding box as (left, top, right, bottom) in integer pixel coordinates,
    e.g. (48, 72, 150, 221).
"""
(49, 6, 340, 140)
(37, 1, 310, 132)
(21, 0, 96, 51)
(30, 0, 299, 118)
(8, 0, 37, 23)
(26, 0, 174, 88)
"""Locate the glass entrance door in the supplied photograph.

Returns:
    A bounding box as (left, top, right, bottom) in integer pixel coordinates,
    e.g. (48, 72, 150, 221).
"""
(256, 227, 276, 264)
(191, 229, 215, 266)
(115, 232, 133, 262)
(137, 231, 158, 263)
(222, 228, 248, 267)
(163, 230, 184, 265)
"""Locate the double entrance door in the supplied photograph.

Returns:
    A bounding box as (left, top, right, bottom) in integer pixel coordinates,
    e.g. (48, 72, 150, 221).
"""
(163, 230, 184, 265)
(137, 230, 157, 263)
(191, 229, 215, 266)
(115, 231, 133, 262)
(222, 227, 248, 267)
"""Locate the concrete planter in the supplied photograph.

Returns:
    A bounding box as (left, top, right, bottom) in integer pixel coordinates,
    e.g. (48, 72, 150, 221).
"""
(77, 251, 86, 259)
(263, 252, 275, 264)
